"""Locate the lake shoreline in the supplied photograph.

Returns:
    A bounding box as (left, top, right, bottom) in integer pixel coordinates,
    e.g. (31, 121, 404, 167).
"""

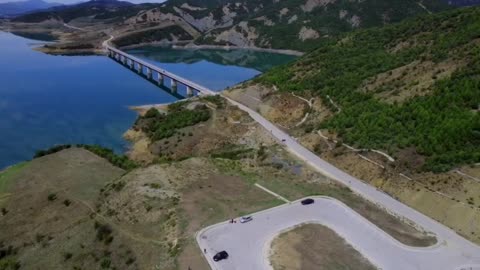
(0, 31, 295, 169)
(118, 42, 305, 56)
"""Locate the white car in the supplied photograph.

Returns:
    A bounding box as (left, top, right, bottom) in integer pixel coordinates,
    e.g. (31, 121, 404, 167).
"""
(240, 216, 253, 223)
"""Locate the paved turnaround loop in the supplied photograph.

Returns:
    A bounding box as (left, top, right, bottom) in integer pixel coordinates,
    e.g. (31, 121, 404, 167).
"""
(195, 97, 480, 270)
(197, 197, 480, 270)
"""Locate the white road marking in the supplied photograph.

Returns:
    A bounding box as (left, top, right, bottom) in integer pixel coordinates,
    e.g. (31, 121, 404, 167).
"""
(254, 183, 290, 203)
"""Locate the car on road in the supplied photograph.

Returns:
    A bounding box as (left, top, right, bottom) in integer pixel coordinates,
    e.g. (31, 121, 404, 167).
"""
(240, 216, 253, 223)
(213, 251, 229, 261)
(301, 198, 314, 205)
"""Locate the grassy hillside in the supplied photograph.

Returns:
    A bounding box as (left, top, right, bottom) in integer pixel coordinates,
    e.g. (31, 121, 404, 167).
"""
(259, 6, 480, 172)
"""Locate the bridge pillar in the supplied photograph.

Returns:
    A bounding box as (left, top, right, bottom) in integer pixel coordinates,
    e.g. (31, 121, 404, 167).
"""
(146, 68, 152, 79)
(138, 63, 143, 74)
(157, 73, 164, 85)
(186, 86, 194, 97)
(171, 79, 177, 92)
(122, 56, 126, 65)
(129, 59, 134, 69)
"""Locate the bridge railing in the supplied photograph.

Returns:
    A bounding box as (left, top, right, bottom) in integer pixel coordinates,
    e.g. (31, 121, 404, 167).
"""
(105, 45, 217, 96)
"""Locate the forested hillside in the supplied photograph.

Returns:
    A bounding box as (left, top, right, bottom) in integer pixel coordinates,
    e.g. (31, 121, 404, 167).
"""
(259, 6, 480, 172)
(12, 0, 453, 52)
(196, 0, 451, 51)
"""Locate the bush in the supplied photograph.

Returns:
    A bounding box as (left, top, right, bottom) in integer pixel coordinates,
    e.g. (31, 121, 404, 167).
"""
(138, 105, 211, 141)
(100, 259, 111, 269)
(63, 252, 73, 261)
(47, 193, 57, 201)
(143, 108, 161, 118)
(94, 222, 114, 245)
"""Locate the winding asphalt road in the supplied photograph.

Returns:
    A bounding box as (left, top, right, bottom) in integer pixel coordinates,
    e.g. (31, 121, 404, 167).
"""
(100, 40, 480, 269)
(202, 97, 480, 270)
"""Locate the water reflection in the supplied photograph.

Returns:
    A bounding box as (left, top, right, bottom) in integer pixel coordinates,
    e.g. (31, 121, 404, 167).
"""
(128, 46, 297, 73)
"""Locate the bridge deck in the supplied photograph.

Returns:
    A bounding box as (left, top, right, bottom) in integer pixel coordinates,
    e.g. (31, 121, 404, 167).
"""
(106, 45, 217, 96)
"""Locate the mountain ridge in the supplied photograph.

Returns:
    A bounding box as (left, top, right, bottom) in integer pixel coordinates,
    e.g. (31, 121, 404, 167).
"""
(9, 0, 456, 52)
(0, 0, 62, 16)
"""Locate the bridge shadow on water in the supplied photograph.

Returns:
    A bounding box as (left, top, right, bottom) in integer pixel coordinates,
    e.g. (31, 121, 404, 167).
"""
(107, 56, 187, 100)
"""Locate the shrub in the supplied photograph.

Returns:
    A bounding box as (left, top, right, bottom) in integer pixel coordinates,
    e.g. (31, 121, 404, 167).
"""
(94, 222, 113, 245)
(143, 108, 161, 118)
(63, 252, 73, 261)
(100, 259, 111, 269)
(47, 193, 57, 201)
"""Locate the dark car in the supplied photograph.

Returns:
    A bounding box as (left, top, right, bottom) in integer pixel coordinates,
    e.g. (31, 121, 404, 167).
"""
(213, 251, 229, 262)
(301, 198, 314, 205)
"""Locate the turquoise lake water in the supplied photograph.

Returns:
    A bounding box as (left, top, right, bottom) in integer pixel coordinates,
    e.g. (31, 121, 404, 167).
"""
(0, 32, 296, 169)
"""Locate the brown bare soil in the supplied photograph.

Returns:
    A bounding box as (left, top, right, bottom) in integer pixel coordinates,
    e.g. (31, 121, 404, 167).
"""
(270, 223, 377, 270)
(226, 83, 309, 128)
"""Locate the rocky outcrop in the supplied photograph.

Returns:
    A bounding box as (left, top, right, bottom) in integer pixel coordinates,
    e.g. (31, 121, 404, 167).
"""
(214, 21, 259, 47)
(301, 0, 336, 12)
(298, 26, 319, 41)
(173, 4, 237, 33)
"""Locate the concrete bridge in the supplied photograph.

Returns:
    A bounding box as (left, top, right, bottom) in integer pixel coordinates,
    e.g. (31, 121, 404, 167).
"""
(105, 45, 217, 97)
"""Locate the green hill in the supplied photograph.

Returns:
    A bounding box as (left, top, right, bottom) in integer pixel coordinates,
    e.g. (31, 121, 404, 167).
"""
(258, 6, 480, 172)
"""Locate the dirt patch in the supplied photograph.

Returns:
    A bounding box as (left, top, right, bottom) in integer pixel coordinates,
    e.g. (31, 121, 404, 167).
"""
(270, 223, 377, 270)
(123, 129, 156, 164)
(227, 84, 309, 128)
(260, 93, 308, 127)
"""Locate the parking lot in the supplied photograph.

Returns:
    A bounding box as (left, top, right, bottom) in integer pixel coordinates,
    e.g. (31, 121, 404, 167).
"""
(197, 196, 480, 270)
